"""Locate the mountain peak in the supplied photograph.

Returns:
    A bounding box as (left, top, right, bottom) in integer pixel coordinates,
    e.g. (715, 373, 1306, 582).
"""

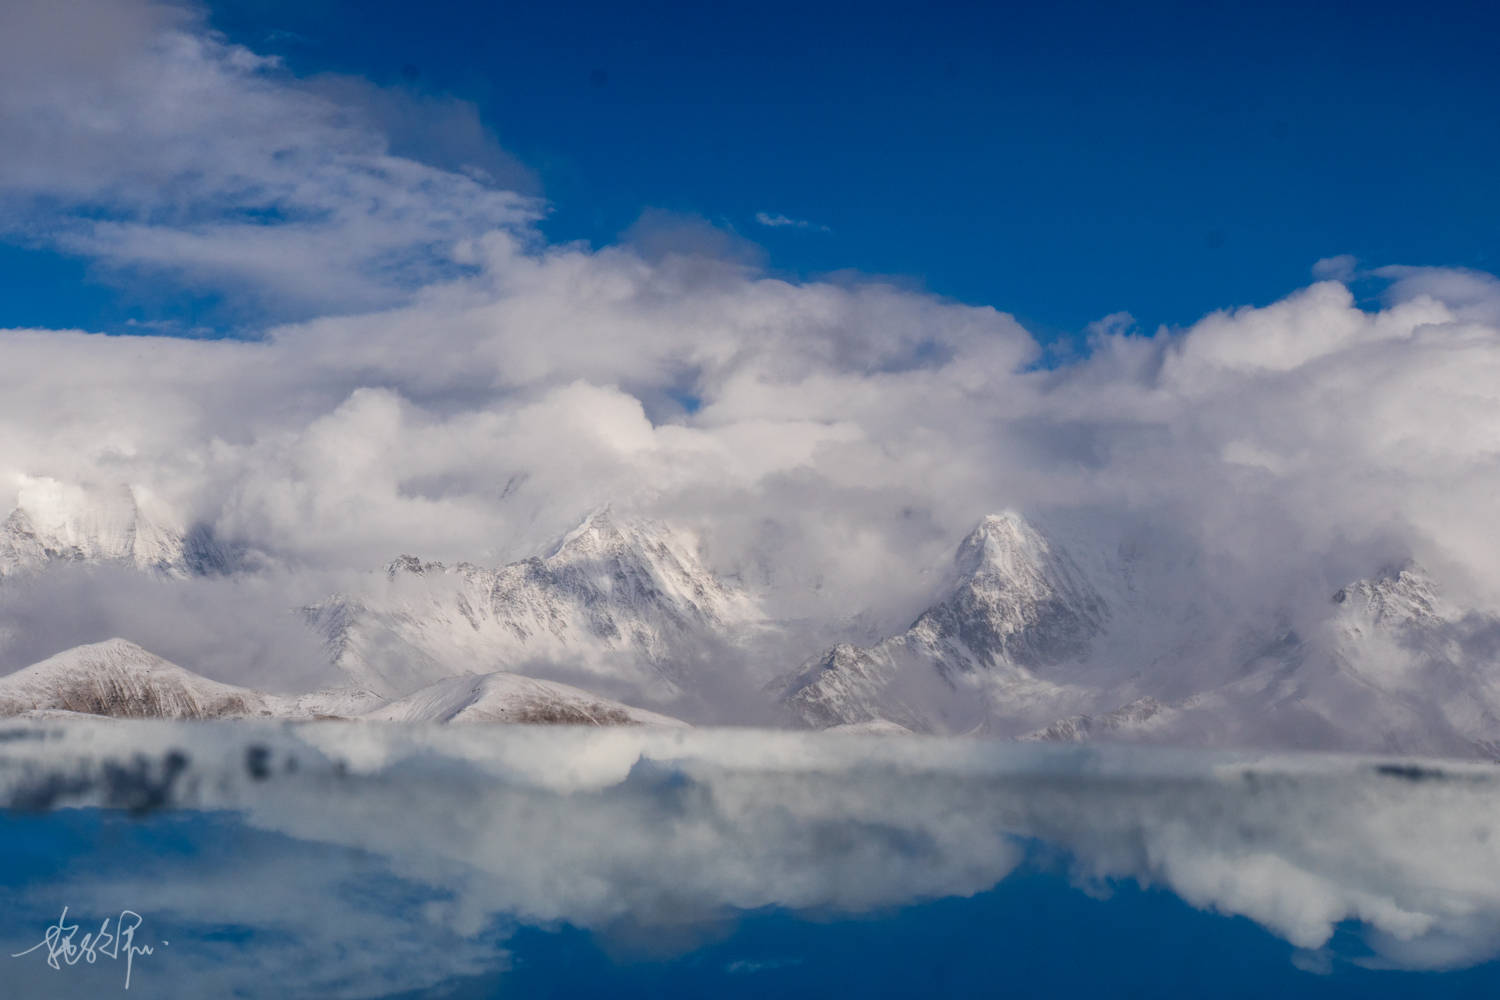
(1332, 563, 1444, 630)
(386, 553, 445, 578)
(778, 512, 1112, 733)
(547, 506, 630, 561)
(315, 511, 761, 699)
(955, 511, 1049, 577)
(0, 639, 272, 719)
(71, 637, 151, 658)
(18, 637, 193, 680)
(973, 510, 1032, 533)
(921, 512, 1108, 671)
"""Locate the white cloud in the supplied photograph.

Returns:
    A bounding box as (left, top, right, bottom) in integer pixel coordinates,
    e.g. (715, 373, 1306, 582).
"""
(1375, 264, 1500, 324)
(0, 0, 539, 319)
(754, 211, 831, 232)
(1312, 254, 1359, 282)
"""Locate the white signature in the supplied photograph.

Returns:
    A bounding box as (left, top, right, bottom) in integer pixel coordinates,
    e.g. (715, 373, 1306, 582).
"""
(11, 906, 165, 990)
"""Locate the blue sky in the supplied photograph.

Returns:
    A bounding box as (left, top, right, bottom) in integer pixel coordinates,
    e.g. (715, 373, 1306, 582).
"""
(2, 0, 1497, 343)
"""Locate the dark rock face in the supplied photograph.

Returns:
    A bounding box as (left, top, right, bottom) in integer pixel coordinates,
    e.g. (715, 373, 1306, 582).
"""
(498, 701, 635, 726)
(48, 681, 252, 720)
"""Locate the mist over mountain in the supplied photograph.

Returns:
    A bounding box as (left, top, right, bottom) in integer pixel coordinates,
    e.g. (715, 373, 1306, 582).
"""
(3, 0, 1500, 754)
(0, 478, 243, 579)
(307, 509, 765, 703)
(779, 513, 1500, 758)
(4, 487, 1500, 757)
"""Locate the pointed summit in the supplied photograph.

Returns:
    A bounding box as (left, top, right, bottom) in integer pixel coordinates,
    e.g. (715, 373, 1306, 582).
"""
(559, 505, 621, 539)
(546, 506, 631, 562)
(935, 511, 1108, 668)
(953, 510, 1052, 579)
(536, 509, 755, 632)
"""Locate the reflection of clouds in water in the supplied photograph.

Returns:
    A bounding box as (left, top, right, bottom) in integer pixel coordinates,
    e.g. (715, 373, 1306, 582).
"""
(2, 721, 1500, 983)
(0, 812, 508, 999)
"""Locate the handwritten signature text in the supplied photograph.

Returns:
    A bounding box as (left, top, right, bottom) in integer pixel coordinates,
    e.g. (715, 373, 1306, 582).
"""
(11, 906, 164, 990)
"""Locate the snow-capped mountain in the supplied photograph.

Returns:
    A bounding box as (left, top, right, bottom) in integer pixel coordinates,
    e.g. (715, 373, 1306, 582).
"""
(362, 672, 688, 727)
(775, 513, 1111, 732)
(776, 513, 1500, 757)
(0, 478, 240, 578)
(307, 509, 765, 701)
(0, 638, 275, 719)
(6, 481, 1500, 758)
(1021, 565, 1500, 758)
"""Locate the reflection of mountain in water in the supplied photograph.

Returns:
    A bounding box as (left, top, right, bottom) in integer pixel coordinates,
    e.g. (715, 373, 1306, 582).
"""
(1, 720, 1496, 994)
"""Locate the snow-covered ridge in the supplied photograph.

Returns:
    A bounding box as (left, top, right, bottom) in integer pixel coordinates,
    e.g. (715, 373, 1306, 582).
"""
(0, 477, 239, 578)
(308, 508, 765, 700)
(363, 672, 687, 726)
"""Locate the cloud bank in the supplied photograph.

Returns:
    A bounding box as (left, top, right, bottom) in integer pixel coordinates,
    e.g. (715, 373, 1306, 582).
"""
(0, 0, 537, 320)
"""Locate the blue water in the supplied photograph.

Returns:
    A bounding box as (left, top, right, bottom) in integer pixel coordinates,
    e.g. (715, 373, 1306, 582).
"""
(437, 874, 1500, 1000)
(3, 809, 1496, 999)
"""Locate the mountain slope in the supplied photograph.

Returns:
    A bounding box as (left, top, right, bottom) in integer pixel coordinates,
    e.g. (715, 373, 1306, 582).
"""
(0, 638, 275, 719)
(308, 509, 764, 700)
(362, 672, 688, 727)
(0, 478, 240, 578)
(0, 639, 690, 726)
